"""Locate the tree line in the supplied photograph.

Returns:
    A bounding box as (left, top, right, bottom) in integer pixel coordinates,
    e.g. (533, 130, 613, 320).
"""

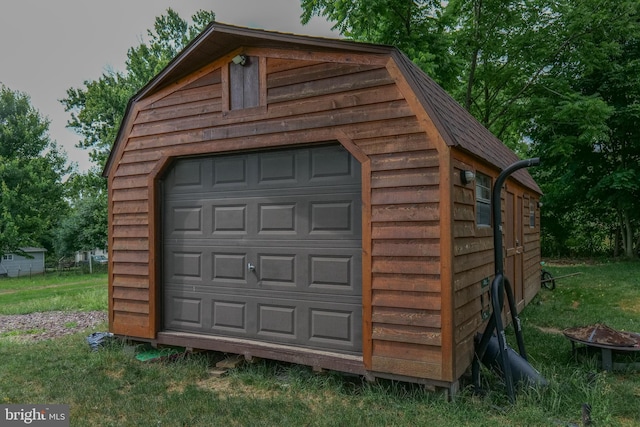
(1, 3, 638, 260)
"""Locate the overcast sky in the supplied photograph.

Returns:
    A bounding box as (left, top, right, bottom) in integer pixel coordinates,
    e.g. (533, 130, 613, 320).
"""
(0, 0, 338, 172)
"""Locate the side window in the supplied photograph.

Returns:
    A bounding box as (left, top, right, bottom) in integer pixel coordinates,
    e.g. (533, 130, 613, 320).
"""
(2, 254, 13, 261)
(529, 200, 536, 228)
(476, 172, 491, 226)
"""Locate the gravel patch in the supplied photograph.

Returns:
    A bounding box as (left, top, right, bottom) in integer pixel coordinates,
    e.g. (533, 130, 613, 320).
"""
(0, 311, 107, 342)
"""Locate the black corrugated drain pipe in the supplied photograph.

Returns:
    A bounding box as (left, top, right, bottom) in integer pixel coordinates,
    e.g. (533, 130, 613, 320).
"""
(472, 158, 547, 403)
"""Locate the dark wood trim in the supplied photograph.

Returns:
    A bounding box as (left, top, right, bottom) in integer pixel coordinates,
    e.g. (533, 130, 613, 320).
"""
(336, 130, 372, 370)
(156, 331, 366, 375)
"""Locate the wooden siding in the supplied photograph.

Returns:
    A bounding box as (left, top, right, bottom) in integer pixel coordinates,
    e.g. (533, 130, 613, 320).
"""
(451, 151, 541, 379)
(108, 51, 445, 381)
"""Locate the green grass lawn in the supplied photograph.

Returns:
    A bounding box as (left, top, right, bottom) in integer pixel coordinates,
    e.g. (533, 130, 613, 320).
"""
(0, 263, 639, 426)
(0, 273, 107, 314)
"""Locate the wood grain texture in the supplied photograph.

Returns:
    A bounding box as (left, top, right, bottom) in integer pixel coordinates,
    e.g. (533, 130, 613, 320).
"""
(105, 46, 542, 386)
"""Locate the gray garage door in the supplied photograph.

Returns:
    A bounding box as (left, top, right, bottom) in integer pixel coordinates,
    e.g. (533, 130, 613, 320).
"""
(162, 144, 362, 355)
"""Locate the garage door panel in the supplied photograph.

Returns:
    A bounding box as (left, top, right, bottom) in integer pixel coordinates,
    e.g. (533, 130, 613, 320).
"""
(258, 151, 298, 184)
(212, 253, 247, 282)
(257, 254, 296, 285)
(163, 144, 362, 355)
(168, 251, 203, 280)
(164, 289, 363, 352)
(213, 155, 248, 187)
(309, 255, 355, 290)
(258, 304, 297, 337)
(166, 157, 209, 191)
(310, 145, 356, 181)
(165, 295, 203, 329)
(310, 201, 357, 233)
(258, 204, 297, 233)
(212, 205, 247, 233)
(212, 300, 247, 332)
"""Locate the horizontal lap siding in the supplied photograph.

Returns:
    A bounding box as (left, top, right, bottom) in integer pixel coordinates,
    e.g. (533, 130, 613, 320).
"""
(109, 55, 444, 380)
(451, 157, 492, 378)
(110, 68, 224, 338)
(451, 155, 541, 379)
(366, 147, 442, 378)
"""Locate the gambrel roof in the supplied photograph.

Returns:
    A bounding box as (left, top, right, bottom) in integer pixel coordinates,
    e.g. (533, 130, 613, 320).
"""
(105, 22, 539, 193)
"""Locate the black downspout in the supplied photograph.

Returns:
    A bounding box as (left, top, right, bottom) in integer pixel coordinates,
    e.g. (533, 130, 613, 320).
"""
(473, 157, 540, 403)
(492, 158, 540, 277)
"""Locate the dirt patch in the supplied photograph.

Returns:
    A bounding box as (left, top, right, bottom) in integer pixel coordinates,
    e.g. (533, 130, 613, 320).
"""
(535, 326, 564, 335)
(619, 298, 640, 315)
(0, 311, 107, 342)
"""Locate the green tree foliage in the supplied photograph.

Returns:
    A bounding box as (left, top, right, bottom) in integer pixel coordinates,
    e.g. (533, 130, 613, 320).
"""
(301, 0, 640, 257)
(62, 8, 215, 169)
(0, 84, 70, 258)
(54, 172, 108, 257)
(301, 0, 455, 86)
(56, 8, 214, 258)
(528, 0, 640, 257)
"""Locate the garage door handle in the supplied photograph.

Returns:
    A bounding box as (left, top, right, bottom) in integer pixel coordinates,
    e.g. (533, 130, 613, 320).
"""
(247, 262, 256, 272)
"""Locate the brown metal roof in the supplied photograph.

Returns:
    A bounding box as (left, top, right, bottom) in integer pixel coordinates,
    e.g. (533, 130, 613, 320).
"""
(104, 22, 540, 193)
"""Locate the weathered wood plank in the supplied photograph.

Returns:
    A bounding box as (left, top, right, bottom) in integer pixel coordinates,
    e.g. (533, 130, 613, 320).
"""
(267, 68, 394, 103)
(268, 84, 404, 120)
(454, 334, 475, 379)
(372, 324, 442, 346)
(357, 132, 429, 155)
(112, 250, 149, 264)
(112, 201, 149, 215)
(454, 236, 493, 257)
(372, 290, 441, 310)
(372, 240, 440, 257)
(453, 185, 475, 205)
(372, 307, 441, 328)
(453, 204, 475, 221)
(371, 221, 440, 239)
(112, 274, 149, 289)
(148, 84, 222, 109)
(371, 168, 439, 188)
(371, 186, 438, 205)
(126, 100, 414, 150)
(113, 225, 148, 238)
(373, 340, 441, 363)
(370, 150, 439, 171)
(452, 249, 494, 274)
(371, 203, 439, 222)
(112, 213, 148, 226)
(454, 282, 484, 309)
(113, 299, 149, 314)
(268, 62, 382, 88)
(136, 98, 223, 124)
(118, 150, 164, 165)
(372, 257, 440, 275)
(112, 188, 149, 202)
(371, 356, 442, 379)
(113, 287, 149, 301)
(453, 263, 493, 292)
(266, 58, 323, 74)
(111, 176, 148, 190)
(112, 263, 149, 276)
(372, 273, 441, 293)
(182, 69, 222, 90)
(130, 112, 222, 139)
(112, 238, 149, 251)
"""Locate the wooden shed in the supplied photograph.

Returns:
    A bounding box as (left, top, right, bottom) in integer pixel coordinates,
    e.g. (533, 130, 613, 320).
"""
(104, 22, 542, 392)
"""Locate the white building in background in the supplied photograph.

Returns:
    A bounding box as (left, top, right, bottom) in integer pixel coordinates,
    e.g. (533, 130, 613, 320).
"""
(0, 247, 47, 277)
(75, 248, 108, 264)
